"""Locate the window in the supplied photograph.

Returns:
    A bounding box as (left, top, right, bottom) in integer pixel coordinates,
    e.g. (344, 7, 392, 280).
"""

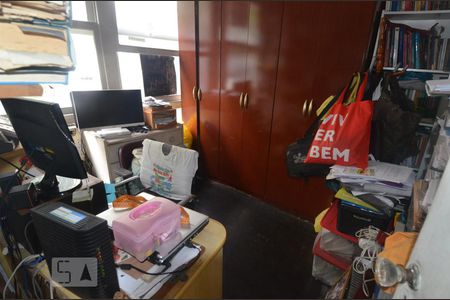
(115, 1, 179, 51)
(71, 1, 88, 22)
(118, 52, 181, 98)
(36, 29, 102, 108)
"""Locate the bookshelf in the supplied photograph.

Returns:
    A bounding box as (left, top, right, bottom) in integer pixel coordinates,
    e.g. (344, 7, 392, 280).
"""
(371, 8, 450, 75)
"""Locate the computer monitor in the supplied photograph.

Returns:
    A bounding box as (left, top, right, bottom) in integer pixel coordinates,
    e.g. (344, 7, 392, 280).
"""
(70, 89, 145, 130)
(1, 98, 87, 195)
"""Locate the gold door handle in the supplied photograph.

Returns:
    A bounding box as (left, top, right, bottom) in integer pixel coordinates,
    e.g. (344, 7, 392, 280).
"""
(197, 88, 202, 102)
(239, 92, 244, 109)
(308, 99, 314, 117)
(192, 86, 198, 102)
(302, 100, 308, 116)
(244, 93, 249, 109)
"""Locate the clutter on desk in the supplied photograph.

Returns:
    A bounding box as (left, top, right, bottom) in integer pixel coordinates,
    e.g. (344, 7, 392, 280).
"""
(142, 96, 177, 129)
(112, 197, 181, 262)
(0, 1, 73, 84)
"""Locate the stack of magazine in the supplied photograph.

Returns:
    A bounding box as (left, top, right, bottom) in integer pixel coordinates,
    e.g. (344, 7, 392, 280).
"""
(0, 1, 74, 84)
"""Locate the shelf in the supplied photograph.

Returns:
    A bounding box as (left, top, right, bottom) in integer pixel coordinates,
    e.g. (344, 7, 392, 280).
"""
(383, 67, 450, 75)
(384, 10, 450, 21)
(0, 85, 43, 98)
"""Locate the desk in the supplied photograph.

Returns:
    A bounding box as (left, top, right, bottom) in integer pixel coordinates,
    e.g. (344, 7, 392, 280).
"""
(82, 125, 183, 183)
(4, 219, 226, 299)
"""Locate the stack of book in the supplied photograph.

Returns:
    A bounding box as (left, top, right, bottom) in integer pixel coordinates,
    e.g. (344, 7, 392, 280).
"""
(386, 0, 450, 11)
(0, 1, 74, 84)
(327, 161, 416, 217)
(383, 22, 450, 71)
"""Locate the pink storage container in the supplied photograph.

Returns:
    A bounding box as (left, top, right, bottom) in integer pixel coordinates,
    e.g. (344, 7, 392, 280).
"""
(112, 197, 181, 261)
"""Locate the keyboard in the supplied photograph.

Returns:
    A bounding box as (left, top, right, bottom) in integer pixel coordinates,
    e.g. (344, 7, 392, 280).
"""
(126, 126, 149, 134)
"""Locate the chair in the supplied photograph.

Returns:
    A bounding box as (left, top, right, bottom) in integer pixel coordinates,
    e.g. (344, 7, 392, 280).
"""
(114, 139, 198, 206)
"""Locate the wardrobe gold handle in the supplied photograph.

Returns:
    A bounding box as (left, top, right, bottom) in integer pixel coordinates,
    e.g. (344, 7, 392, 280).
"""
(197, 88, 202, 102)
(244, 93, 249, 109)
(239, 92, 244, 109)
(302, 100, 308, 116)
(192, 86, 198, 102)
(308, 99, 314, 117)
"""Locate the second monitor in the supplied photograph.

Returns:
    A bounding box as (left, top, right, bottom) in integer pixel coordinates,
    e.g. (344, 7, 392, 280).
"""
(71, 89, 145, 131)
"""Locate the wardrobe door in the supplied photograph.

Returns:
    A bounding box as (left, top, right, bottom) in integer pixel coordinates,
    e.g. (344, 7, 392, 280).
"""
(178, 1, 198, 145)
(218, 1, 250, 188)
(239, 1, 284, 198)
(300, 2, 376, 220)
(265, 1, 376, 221)
(264, 2, 323, 217)
(198, 1, 222, 179)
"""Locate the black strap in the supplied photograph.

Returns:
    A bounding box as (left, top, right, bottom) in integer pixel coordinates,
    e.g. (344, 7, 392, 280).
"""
(302, 92, 341, 140)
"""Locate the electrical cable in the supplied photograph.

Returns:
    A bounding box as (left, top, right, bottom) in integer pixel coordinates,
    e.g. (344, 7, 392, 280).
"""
(32, 261, 46, 299)
(49, 279, 54, 299)
(2, 254, 41, 299)
(24, 220, 35, 254)
(0, 157, 35, 177)
(116, 245, 201, 276)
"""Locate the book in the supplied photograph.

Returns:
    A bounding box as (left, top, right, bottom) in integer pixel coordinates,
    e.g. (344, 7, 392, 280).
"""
(399, 27, 404, 66)
(393, 27, 400, 66)
(444, 41, 450, 70)
(384, 27, 392, 66)
(0, 72, 68, 84)
(386, 1, 392, 11)
(439, 38, 448, 70)
(413, 31, 421, 69)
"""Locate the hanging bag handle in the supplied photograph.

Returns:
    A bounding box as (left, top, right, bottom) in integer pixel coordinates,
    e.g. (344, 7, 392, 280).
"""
(344, 72, 361, 105)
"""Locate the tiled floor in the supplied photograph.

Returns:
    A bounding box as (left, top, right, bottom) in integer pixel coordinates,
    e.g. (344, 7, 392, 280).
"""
(186, 180, 323, 299)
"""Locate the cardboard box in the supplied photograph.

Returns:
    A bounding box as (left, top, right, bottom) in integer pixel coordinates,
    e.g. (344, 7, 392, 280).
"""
(143, 107, 177, 129)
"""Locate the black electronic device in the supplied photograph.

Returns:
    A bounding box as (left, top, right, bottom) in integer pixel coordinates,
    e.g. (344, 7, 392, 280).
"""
(0, 170, 19, 194)
(7, 183, 37, 210)
(1, 98, 87, 196)
(70, 89, 145, 130)
(31, 202, 119, 298)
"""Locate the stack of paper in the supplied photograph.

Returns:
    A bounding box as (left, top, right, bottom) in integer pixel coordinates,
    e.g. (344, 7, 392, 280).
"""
(328, 161, 416, 215)
(0, 1, 73, 84)
(425, 79, 450, 95)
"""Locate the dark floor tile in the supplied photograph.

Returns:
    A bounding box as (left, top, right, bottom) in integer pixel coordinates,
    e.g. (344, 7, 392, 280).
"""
(186, 180, 322, 299)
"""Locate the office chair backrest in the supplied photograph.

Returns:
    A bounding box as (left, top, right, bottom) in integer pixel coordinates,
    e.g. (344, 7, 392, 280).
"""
(118, 140, 145, 170)
(140, 139, 199, 201)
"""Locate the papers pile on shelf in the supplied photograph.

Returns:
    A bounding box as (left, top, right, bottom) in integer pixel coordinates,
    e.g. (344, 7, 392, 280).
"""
(0, 1, 73, 84)
(425, 79, 450, 95)
(328, 161, 416, 215)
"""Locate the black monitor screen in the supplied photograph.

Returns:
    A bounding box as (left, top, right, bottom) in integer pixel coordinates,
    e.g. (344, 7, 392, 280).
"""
(70, 90, 144, 130)
(1, 98, 86, 180)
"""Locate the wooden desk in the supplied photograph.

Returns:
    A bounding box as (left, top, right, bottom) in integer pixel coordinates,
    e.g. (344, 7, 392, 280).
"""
(19, 219, 226, 299)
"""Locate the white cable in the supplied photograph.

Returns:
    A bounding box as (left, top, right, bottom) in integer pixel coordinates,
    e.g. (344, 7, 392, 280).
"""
(32, 262, 46, 299)
(2, 254, 41, 299)
(352, 226, 383, 297)
(49, 279, 54, 299)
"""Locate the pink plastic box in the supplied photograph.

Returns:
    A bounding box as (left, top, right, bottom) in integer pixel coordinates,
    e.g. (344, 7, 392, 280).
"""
(112, 197, 181, 261)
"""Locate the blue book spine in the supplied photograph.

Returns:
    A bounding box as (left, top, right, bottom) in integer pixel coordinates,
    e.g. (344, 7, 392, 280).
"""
(398, 28, 404, 66)
(414, 32, 421, 69)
